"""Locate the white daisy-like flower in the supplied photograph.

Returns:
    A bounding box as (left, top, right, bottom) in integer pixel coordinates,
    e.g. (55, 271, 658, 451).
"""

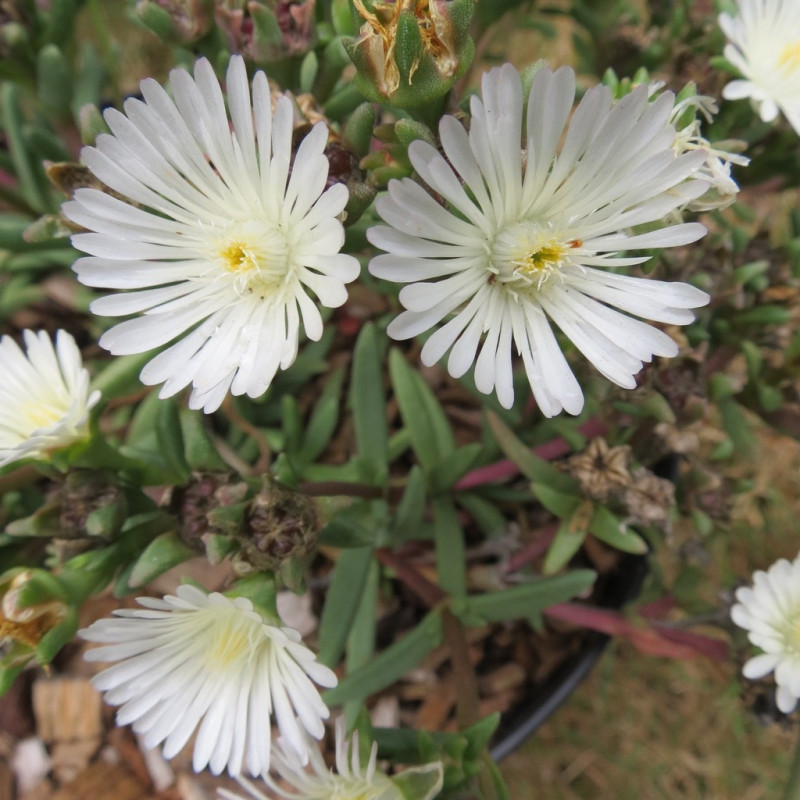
(80, 584, 338, 776)
(719, 0, 800, 134)
(220, 717, 443, 800)
(367, 64, 710, 416)
(63, 55, 360, 413)
(668, 93, 749, 212)
(731, 552, 800, 714)
(0, 329, 100, 468)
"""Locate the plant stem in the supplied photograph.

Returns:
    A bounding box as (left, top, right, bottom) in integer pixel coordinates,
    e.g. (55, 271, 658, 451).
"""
(785, 724, 800, 800)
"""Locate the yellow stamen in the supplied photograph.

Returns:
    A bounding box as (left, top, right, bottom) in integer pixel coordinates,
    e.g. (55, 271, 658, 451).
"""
(220, 242, 259, 274)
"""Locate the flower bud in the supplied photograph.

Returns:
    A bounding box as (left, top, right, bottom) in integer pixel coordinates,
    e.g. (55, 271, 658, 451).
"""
(135, 0, 213, 43)
(346, 0, 475, 108)
(215, 0, 317, 65)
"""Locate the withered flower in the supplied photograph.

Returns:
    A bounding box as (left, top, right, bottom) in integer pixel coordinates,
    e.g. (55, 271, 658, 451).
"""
(0, 571, 68, 651)
(568, 438, 632, 502)
(347, 0, 474, 106)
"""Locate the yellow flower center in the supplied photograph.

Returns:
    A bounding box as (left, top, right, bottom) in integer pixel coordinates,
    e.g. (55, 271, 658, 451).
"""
(512, 242, 569, 278)
(490, 223, 579, 294)
(22, 403, 63, 431)
(203, 607, 263, 672)
(220, 242, 260, 274)
(210, 222, 292, 300)
(778, 41, 800, 72)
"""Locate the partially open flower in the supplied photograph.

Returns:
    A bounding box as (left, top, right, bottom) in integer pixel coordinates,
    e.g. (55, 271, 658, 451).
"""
(668, 92, 750, 212)
(719, 0, 800, 135)
(731, 552, 800, 714)
(80, 585, 338, 776)
(220, 717, 444, 800)
(0, 330, 100, 468)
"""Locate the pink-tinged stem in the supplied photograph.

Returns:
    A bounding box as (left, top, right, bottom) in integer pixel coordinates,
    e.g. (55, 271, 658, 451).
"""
(505, 522, 559, 573)
(544, 602, 728, 661)
(455, 418, 608, 491)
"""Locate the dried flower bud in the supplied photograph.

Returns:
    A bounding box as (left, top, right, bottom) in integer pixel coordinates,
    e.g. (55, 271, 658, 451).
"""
(233, 481, 319, 574)
(58, 470, 126, 540)
(0, 571, 68, 651)
(347, 0, 474, 107)
(623, 468, 675, 529)
(170, 472, 248, 547)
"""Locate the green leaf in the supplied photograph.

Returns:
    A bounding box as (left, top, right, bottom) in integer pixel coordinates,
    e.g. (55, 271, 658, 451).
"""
(319, 510, 376, 548)
(543, 501, 593, 575)
(455, 493, 506, 538)
(1, 83, 51, 213)
(89, 352, 152, 399)
(318, 547, 375, 668)
(391, 465, 426, 541)
(428, 443, 483, 493)
(589, 506, 648, 554)
(458, 570, 596, 626)
(324, 609, 443, 705)
(36, 609, 78, 664)
(37, 44, 72, 119)
(487, 412, 579, 493)
(156, 399, 191, 483)
(350, 323, 389, 482)
(300, 367, 345, 464)
(225, 573, 279, 620)
(128, 531, 193, 588)
(344, 559, 379, 725)
(180, 410, 227, 471)
(531, 482, 582, 518)
(389, 349, 454, 470)
(432, 497, 466, 600)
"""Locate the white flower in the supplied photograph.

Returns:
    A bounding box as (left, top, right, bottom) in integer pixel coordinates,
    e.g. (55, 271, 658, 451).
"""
(220, 718, 443, 800)
(80, 585, 338, 776)
(367, 64, 710, 416)
(668, 93, 749, 212)
(719, 0, 800, 134)
(0, 329, 100, 468)
(731, 552, 800, 714)
(63, 55, 360, 414)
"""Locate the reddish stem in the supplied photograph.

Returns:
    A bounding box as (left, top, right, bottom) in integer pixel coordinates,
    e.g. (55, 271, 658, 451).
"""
(375, 548, 446, 608)
(454, 418, 608, 491)
(504, 522, 560, 573)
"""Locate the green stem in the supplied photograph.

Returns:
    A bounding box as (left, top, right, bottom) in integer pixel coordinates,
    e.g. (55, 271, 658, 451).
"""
(784, 724, 800, 800)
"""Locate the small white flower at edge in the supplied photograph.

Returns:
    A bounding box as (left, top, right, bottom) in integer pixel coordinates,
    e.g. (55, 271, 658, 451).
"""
(80, 584, 338, 776)
(719, 0, 800, 134)
(220, 717, 444, 800)
(731, 552, 800, 714)
(0, 329, 100, 468)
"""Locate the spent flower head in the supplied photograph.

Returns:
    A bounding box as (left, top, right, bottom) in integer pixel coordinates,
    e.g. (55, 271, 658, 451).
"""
(348, 0, 474, 106)
(731, 552, 800, 714)
(368, 64, 710, 416)
(63, 55, 359, 413)
(0, 329, 100, 468)
(719, 0, 800, 134)
(80, 584, 338, 776)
